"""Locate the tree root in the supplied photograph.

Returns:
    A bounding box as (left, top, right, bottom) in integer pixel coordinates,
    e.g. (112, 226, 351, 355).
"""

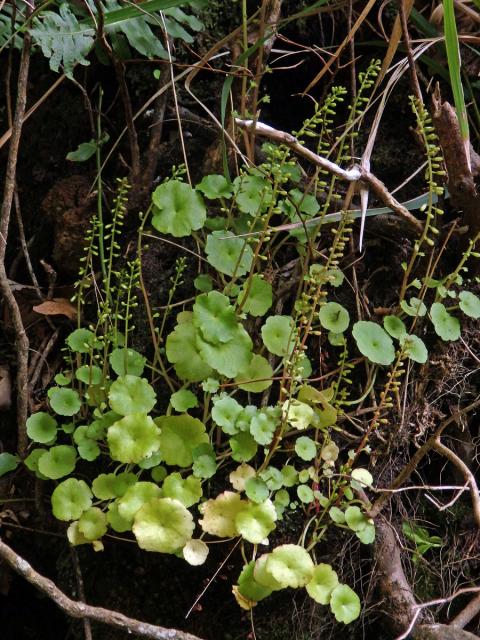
(0, 537, 203, 640)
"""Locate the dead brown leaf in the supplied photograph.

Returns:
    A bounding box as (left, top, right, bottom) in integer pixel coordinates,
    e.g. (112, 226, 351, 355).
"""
(32, 298, 76, 321)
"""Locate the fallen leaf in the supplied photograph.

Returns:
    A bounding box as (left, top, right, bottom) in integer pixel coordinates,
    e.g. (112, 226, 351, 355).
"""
(33, 298, 76, 320)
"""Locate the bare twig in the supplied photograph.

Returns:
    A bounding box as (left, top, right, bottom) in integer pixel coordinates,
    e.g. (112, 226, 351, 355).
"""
(0, 537, 203, 640)
(28, 329, 59, 395)
(399, 0, 422, 103)
(369, 398, 480, 518)
(235, 118, 423, 234)
(432, 438, 480, 528)
(69, 548, 93, 640)
(0, 7, 33, 457)
(451, 592, 480, 629)
(395, 587, 480, 640)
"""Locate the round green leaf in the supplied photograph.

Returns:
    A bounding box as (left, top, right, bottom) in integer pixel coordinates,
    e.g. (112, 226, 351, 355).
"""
(196, 174, 233, 199)
(245, 477, 269, 503)
(78, 507, 108, 541)
(138, 450, 163, 470)
(205, 231, 253, 277)
(234, 174, 272, 215)
(192, 452, 217, 479)
(329, 584, 361, 624)
(235, 405, 257, 432)
(193, 291, 238, 344)
(75, 365, 103, 385)
(459, 291, 480, 318)
(266, 544, 314, 588)
(235, 354, 273, 393)
(26, 412, 58, 444)
(250, 411, 277, 445)
(77, 440, 100, 461)
(0, 452, 19, 477)
(401, 334, 428, 363)
(212, 394, 243, 435)
(229, 463, 256, 492)
(24, 449, 47, 477)
(328, 331, 345, 346)
(49, 388, 81, 417)
(156, 414, 208, 467)
(356, 522, 375, 544)
(162, 472, 202, 507)
(66, 328, 97, 353)
(109, 348, 146, 377)
(259, 466, 284, 491)
(196, 324, 253, 378)
(253, 554, 283, 591)
(194, 274, 213, 293)
(38, 445, 76, 479)
(400, 297, 427, 317)
(133, 497, 194, 553)
(118, 482, 162, 523)
(238, 275, 273, 317)
(261, 315, 295, 357)
(170, 389, 198, 412)
(107, 414, 161, 463)
(108, 375, 156, 416)
(329, 506, 345, 524)
(107, 500, 132, 533)
(199, 491, 244, 538)
(306, 564, 339, 604)
(430, 303, 460, 341)
(238, 561, 273, 602)
(383, 315, 407, 339)
(350, 468, 373, 489)
(297, 485, 314, 503)
(92, 472, 137, 500)
(152, 180, 206, 237)
(295, 436, 317, 461)
(274, 489, 290, 508)
(51, 478, 92, 521)
(230, 432, 258, 462)
(352, 321, 395, 365)
(235, 499, 277, 544)
(319, 302, 350, 333)
(285, 400, 314, 431)
(151, 465, 168, 483)
(166, 313, 214, 382)
(345, 506, 368, 532)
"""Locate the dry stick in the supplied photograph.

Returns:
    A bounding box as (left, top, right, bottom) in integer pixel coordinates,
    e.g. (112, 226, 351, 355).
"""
(0, 74, 65, 151)
(28, 329, 59, 397)
(93, 0, 140, 178)
(369, 398, 480, 519)
(0, 538, 203, 640)
(69, 548, 93, 640)
(395, 587, 480, 640)
(235, 118, 423, 234)
(301, 0, 377, 95)
(13, 187, 42, 298)
(142, 44, 171, 188)
(375, 0, 414, 88)
(399, 0, 422, 103)
(6, 48, 42, 302)
(0, 11, 32, 457)
(432, 438, 480, 528)
(450, 592, 480, 629)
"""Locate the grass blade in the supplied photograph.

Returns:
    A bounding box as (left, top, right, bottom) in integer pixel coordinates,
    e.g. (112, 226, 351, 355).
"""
(80, 0, 198, 28)
(443, 0, 470, 167)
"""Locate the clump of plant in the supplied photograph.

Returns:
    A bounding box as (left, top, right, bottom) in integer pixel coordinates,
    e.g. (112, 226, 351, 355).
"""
(8, 65, 480, 626)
